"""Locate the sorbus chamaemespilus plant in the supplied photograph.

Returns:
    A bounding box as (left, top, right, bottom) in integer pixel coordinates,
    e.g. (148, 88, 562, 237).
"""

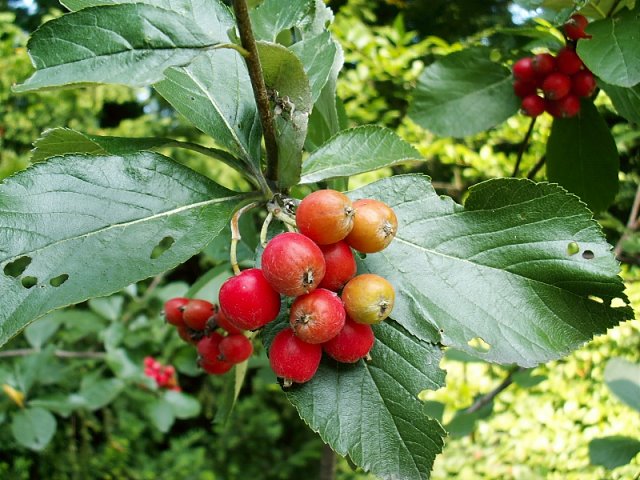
(318, 241, 357, 291)
(183, 299, 217, 331)
(546, 95, 581, 119)
(556, 47, 583, 75)
(261, 232, 326, 296)
(289, 288, 346, 344)
(219, 334, 254, 363)
(295, 189, 355, 244)
(542, 73, 571, 100)
(342, 274, 395, 324)
(346, 199, 398, 253)
(197, 331, 225, 364)
(564, 13, 591, 40)
(269, 328, 322, 386)
(531, 52, 555, 77)
(323, 317, 375, 363)
(521, 95, 545, 117)
(163, 297, 189, 327)
(512, 57, 536, 81)
(572, 70, 596, 97)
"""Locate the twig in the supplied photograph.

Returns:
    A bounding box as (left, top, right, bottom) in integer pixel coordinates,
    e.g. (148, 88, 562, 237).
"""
(512, 117, 536, 177)
(614, 183, 640, 258)
(526, 156, 546, 180)
(0, 349, 106, 359)
(232, 0, 279, 185)
(230, 201, 261, 274)
(465, 366, 524, 414)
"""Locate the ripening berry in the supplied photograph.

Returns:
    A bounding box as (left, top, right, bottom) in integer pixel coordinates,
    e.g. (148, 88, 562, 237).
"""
(219, 334, 253, 364)
(342, 274, 395, 325)
(261, 232, 326, 296)
(542, 73, 571, 100)
(323, 317, 375, 363)
(318, 241, 357, 291)
(219, 268, 281, 330)
(164, 297, 189, 327)
(531, 53, 556, 77)
(269, 328, 322, 385)
(512, 57, 536, 81)
(521, 95, 545, 117)
(289, 288, 346, 344)
(346, 199, 398, 253)
(183, 299, 217, 331)
(556, 47, 583, 75)
(572, 70, 596, 97)
(564, 14, 590, 40)
(295, 190, 355, 245)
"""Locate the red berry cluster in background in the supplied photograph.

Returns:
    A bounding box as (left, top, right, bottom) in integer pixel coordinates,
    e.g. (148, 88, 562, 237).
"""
(512, 14, 595, 119)
(163, 297, 253, 376)
(143, 356, 181, 391)
(161, 189, 398, 386)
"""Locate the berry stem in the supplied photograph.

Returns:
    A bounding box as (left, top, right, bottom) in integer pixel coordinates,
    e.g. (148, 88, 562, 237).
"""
(526, 155, 546, 180)
(512, 116, 536, 177)
(260, 211, 274, 246)
(266, 197, 298, 227)
(230, 201, 260, 275)
(232, 0, 279, 187)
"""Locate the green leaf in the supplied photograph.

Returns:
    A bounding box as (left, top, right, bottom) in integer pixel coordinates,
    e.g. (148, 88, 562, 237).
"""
(15, 2, 234, 91)
(0, 152, 243, 348)
(154, 48, 262, 169)
(24, 315, 61, 349)
(577, 8, 640, 88)
(589, 436, 640, 469)
(29, 395, 76, 417)
(214, 362, 249, 424)
(147, 398, 175, 433)
(546, 100, 619, 212)
(408, 48, 520, 138)
(600, 81, 640, 124)
(78, 377, 124, 410)
(446, 401, 493, 438)
(257, 42, 312, 189)
(289, 31, 337, 103)
(11, 407, 57, 451)
(512, 369, 547, 388)
(164, 390, 201, 419)
(286, 321, 446, 480)
(249, 0, 314, 41)
(604, 357, 640, 412)
(349, 175, 632, 367)
(300, 126, 422, 184)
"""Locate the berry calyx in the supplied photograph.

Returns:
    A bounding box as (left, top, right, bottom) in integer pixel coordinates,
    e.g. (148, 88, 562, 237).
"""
(556, 47, 583, 75)
(261, 232, 326, 296)
(219, 268, 281, 330)
(512, 57, 536, 81)
(531, 53, 555, 77)
(521, 95, 545, 117)
(269, 328, 322, 385)
(542, 72, 571, 100)
(295, 189, 355, 245)
(164, 297, 189, 327)
(289, 288, 346, 344)
(572, 70, 596, 97)
(318, 241, 357, 291)
(183, 299, 217, 331)
(219, 334, 253, 364)
(323, 317, 375, 363)
(342, 274, 395, 324)
(546, 95, 581, 118)
(564, 14, 590, 40)
(346, 199, 398, 253)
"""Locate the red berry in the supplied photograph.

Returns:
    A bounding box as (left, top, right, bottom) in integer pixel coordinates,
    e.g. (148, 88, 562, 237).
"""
(289, 288, 346, 344)
(572, 70, 596, 97)
(546, 95, 581, 118)
(269, 328, 322, 385)
(342, 274, 395, 325)
(219, 334, 253, 363)
(215, 309, 243, 335)
(513, 79, 537, 98)
(521, 95, 545, 117)
(531, 53, 556, 77)
(219, 268, 281, 330)
(542, 73, 571, 100)
(564, 14, 590, 40)
(182, 299, 217, 331)
(295, 190, 355, 245)
(164, 297, 189, 327)
(201, 357, 233, 375)
(261, 232, 326, 297)
(197, 332, 225, 364)
(176, 325, 198, 344)
(323, 317, 375, 363)
(346, 199, 398, 253)
(513, 57, 536, 81)
(143, 356, 155, 368)
(556, 47, 583, 75)
(318, 241, 357, 291)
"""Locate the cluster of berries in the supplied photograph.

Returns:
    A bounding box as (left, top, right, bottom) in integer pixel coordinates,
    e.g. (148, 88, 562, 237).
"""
(143, 356, 181, 391)
(513, 14, 595, 118)
(162, 189, 398, 386)
(163, 297, 253, 374)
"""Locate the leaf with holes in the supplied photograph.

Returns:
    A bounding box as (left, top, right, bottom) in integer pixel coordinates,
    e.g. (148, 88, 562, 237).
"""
(0, 152, 244, 347)
(408, 48, 520, 138)
(278, 320, 446, 480)
(546, 100, 619, 212)
(14, 1, 234, 91)
(349, 175, 632, 367)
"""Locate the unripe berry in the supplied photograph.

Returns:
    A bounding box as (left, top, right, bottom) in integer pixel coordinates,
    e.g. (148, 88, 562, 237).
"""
(269, 328, 322, 385)
(295, 190, 355, 245)
(219, 334, 253, 364)
(289, 288, 346, 344)
(346, 199, 398, 253)
(323, 317, 375, 363)
(572, 70, 596, 97)
(512, 57, 535, 81)
(556, 47, 583, 75)
(164, 297, 189, 327)
(318, 241, 357, 291)
(546, 95, 581, 118)
(521, 95, 545, 117)
(219, 268, 281, 330)
(531, 53, 556, 77)
(183, 299, 217, 331)
(513, 79, 537, 98)
(342, 274, 395, 325)
(564, 14, 590, 40)
(261, 232, 326, 296)
(542, 73, 571, 100)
